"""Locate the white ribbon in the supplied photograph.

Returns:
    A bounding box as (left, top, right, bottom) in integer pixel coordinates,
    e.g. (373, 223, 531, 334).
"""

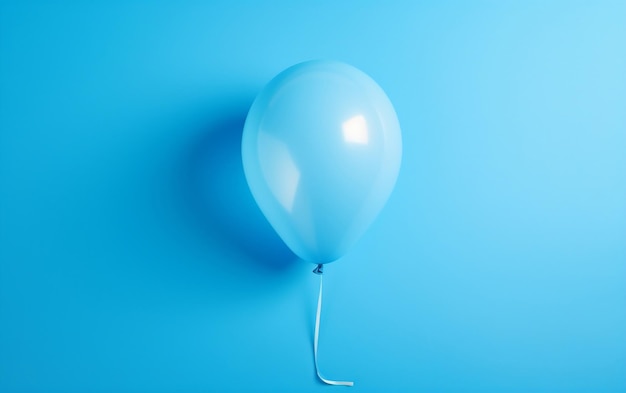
(313, 265, 354, 387)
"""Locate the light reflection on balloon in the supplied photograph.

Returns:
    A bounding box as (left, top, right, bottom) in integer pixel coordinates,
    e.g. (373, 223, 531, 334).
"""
(342, 115, 369, 145)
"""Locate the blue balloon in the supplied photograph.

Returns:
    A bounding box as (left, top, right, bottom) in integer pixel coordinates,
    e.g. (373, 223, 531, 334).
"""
(242, 60, 402, 264)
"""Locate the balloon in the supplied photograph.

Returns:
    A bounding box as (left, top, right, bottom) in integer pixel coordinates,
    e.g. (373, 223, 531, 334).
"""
(242, 60, 402, 264)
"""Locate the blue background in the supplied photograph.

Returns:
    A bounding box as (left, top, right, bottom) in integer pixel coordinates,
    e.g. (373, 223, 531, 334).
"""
(1, 1, 625, 392)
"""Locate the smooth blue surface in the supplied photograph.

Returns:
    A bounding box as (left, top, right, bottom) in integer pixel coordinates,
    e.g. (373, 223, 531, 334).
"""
(1, 1, 625, 392)
(242, 60, 402, 263)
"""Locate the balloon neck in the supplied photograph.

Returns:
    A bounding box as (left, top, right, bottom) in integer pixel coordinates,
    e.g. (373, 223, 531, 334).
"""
(312, 264, 324, 275)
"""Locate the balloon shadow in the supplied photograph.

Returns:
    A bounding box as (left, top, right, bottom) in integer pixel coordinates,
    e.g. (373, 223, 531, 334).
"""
(179, 102, 298, 273)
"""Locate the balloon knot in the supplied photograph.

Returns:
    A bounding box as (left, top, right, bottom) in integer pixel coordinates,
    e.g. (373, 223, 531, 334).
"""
(312, 264, 324, 275)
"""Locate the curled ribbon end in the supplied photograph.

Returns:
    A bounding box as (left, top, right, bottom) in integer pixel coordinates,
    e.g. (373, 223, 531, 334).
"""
(319, 377, 354, 387)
